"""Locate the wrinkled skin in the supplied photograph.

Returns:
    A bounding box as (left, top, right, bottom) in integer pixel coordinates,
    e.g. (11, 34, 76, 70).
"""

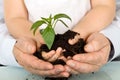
(65, 32, 111, 74)
(13, 37, 69, 78)
(13, 32, 111, 77)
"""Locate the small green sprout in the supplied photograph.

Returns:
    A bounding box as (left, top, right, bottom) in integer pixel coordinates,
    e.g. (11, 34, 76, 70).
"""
(31, 13, 72, 49)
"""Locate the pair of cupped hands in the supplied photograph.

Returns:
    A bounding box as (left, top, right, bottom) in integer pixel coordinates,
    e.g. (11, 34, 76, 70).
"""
(13, 32, 111, 78)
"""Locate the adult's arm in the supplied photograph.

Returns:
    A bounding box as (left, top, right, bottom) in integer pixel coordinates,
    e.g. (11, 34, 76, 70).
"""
(4, 0, 44, 48)
(72, 0, 116, 39)
(100, 10, 120, 60)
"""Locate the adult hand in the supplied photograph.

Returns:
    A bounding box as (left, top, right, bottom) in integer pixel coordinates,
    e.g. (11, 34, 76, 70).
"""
(13, 37, 69, 77)
(65, 32, 111, 74)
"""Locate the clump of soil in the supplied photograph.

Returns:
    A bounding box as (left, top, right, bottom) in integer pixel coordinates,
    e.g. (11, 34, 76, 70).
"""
(34, 30, 86, 80)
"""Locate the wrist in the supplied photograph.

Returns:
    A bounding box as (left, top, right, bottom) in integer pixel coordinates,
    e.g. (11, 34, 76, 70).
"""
(71, 29, 90, 40)
(34, 33, 45, 48)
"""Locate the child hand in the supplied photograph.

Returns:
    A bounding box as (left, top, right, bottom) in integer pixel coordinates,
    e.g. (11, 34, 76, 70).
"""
(41, 47, 64, 62)
(68, 34, 81, 45)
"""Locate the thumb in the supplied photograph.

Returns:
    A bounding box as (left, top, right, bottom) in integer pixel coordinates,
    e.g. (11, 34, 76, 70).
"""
(15, 38, 36, 54)
(84, 42, 96, 52)
(84, 33, 107, 52)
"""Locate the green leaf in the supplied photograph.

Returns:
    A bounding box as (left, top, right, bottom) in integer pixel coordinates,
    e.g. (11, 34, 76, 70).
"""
(31, 13, 72, 49)
(41, 26, 55, 49)
(41, 17, 49, 23)
(41, 14, 53, 25)
(40, 29, 44, 34)
(54, 13, 72, 21)
(58, 19, 69, 28)
(31, 20, 46, 35)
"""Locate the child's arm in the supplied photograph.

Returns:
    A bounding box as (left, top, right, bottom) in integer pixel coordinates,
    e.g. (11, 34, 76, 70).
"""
(72, 0, 116, 40)
(4, 0, 44, 47)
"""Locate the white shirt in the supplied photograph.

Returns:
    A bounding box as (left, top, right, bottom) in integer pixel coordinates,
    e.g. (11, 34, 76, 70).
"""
(0, 24, 19, 66)
(24, 0, 91, 34)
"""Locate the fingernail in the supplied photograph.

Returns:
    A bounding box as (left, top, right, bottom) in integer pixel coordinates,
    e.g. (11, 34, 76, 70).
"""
(63, 73, 70, 77)
(56, 69, 63, 73)
(50, 50, 55, 54)
(68, 61, 75, 67)
(28, 45, 33, 52)
(85, 44, 94, 52)
(66, 67, 71, 72)
(48, 65, 53, 69)
(68, 39, 74, 45)
(73, 56, 80, 61)
(58, 47, 62, 51)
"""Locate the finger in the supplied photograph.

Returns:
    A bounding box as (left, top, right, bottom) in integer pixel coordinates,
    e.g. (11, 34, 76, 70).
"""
(22, 54, 54, 70)
(15, 38, 36, 54)
(84, 33, 109, 52)
(73, 44, 110, 66)
(65, 65, 79, 74)
(48, 47, 63, 62)
(68, 34, 80, 45)
(42, 50, 56, 60)
(26, 65, 69, 77)
(58, 56, 68, 62)
(48, 65, 69, 77)
(39, 65, 65, 76)
(13, 46, 53, 70)
(85, 32, 98, 42)
(24, 66, 57, 77)
(49, 72, 70, 78)
(34, 31, 45, 48)
(73, 51, 102, 64)
(72, 53, 102, 65)
(66, 60, 99, 73)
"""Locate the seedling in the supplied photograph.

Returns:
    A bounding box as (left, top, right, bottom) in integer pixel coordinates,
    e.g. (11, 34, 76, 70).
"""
(31, 13, 72, 49)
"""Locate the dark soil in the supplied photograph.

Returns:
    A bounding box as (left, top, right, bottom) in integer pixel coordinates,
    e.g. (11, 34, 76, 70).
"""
(34, 30, 86, 80)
